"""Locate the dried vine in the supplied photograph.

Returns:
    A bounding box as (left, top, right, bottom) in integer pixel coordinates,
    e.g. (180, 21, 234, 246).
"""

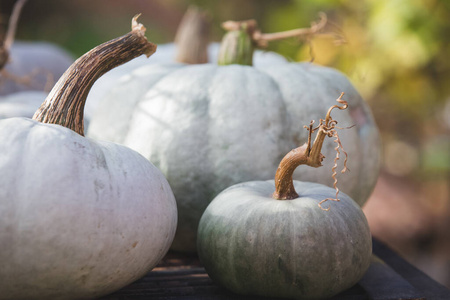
(218, 13, 346, 65)
(312, 93, 351, 210)
(273, 92, 352, 211)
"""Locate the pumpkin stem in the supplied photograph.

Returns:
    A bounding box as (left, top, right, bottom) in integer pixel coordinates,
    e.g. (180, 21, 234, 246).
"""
(0, 0, 27, 70)
(32, 15, 157, 136)
(273, 92, 349, 205)
(217, 20, 257, 66)
(217, 12, 334, 66)
(174, 6, 210, 64)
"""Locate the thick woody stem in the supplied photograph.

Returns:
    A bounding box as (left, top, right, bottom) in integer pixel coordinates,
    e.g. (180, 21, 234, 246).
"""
(272, 144, 309, 200)
(273, 93, 347, 200)
(217, 20, 256, 66)
(32, 15, 156, 136)
(174, 6, 210, 64)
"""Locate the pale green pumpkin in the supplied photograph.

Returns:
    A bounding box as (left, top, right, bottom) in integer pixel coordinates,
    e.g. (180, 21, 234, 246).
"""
(0, 17, 177, 300)
(198, 181, 372, 299)
(197, 100, 372, 299)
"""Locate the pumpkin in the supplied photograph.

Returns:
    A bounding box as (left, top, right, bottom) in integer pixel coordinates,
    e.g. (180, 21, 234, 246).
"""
(87, 16, 380, 253)
(0, 90, 47, 119)
(84, 7, 286, 121)
(0, 16, 177, 300)
(197, 99, 372, 299)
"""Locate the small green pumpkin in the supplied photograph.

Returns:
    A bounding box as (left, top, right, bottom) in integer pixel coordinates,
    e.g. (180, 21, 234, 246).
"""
(0, 17, 177, 300)
(197, 98, 372, 299)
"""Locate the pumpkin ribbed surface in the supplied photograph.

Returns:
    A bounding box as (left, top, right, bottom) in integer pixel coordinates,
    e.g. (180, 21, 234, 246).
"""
(88, 62, 380, 252)
(0, 118, 177, 299)
(197, 180, 372, 299)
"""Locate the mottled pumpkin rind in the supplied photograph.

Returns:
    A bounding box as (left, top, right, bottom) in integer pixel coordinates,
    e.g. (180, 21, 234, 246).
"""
(0, 118, 178, 299)
(197, 180, 372, 299)
(88, 61, 380, 253)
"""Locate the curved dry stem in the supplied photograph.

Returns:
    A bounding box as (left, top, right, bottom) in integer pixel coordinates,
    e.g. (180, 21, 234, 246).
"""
(273, 93, 350, 205)
(32, 15, 157, 136)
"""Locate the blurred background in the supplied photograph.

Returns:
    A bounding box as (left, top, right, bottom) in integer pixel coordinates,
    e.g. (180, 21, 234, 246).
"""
(1, 0, 449, 288)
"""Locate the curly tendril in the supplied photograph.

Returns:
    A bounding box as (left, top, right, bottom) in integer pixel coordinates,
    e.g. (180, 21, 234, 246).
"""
(272, 92, 352, 208)
(315, 92, 352, 211)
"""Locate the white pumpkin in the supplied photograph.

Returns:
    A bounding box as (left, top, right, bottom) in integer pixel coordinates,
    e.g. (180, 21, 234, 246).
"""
(0, 17, 177, 299)
(0, 118, 177, 299)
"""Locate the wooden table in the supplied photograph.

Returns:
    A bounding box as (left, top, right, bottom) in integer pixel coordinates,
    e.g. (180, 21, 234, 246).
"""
(101, 239, 450, 300)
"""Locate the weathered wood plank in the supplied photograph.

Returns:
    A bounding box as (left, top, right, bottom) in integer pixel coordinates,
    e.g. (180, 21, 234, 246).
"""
(100, 239, 450, 300)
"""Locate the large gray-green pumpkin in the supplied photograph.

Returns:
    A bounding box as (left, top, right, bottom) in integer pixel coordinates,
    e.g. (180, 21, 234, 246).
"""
(0, 17, 177, 300)
(198, 181, 372, 299)
(84, 7, 284, 123)
(87, 21, 380, 253)
(88, 62, 380, 252)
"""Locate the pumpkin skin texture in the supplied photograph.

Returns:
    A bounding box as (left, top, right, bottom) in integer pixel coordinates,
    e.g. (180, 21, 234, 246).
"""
(89, 63, 292, 252)
(85, 43, 286, 122)
(197, 181, 372, 299)
(0, 118, 177, 299)
(0, 90, 47, 119)
(257, 63, 381, 205)
(87, 61, 380, 253)
(1, 41, 74, 95)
